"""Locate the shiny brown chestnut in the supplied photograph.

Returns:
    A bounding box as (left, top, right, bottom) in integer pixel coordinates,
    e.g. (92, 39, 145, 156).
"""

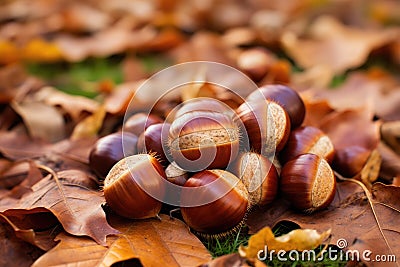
(333, 146, 371, 178)
(165, 161, 189, 186)
(89, 132, 138, 179)
(169, 111, 240, 171)
(180, 170, 248, 235)
(246, 85, 305, 128)
(236, 99, 291, 156)
(230, 152, 279, 207)
(137, 123, 171, 166)
(280, 154, 336, 213)
(104, 154, 165, 219)
(123, 113, 163, 136)
(279, 126, 335, 164)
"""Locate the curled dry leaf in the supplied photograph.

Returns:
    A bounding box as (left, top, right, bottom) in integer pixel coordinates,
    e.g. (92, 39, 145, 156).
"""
(11, 101, 66, 142)
(35, 86, 100, 122)
(377, 142, 400, 182)
(238, 227, 331, 259)
(359, 149, 381, 189)
(0, 170, 118, 246)
(5, 161, 43, 199)
(0, 160, 31, 189)
(0, 213, 58, 251)
(71, 105, 106, 140)
(0, 222, 43, 267)
(381, 121, 400, 154)
(32, 214, 212, 267)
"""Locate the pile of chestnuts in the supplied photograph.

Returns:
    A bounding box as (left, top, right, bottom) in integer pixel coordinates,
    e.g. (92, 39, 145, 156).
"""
(89, 84, 339, 236)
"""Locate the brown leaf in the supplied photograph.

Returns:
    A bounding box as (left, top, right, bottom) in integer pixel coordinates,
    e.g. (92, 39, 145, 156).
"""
(0, 222, 43, 267)
(0, 160, 30, 189)
(0, 129, 53, 160)
(32, 214, 212, 267)
(0, 213, 58, 251)
(6, 161, 43, 199)
(381, 121, 400, 154)
(35, 86, 100, 122)
(0, 170, 118, 246)
(312, 71, 400, 121)
(377, 142, 400, 182)
(105, 81, 142, 115)
(11, 101, 66, 142)
(169, 32, 234, 65)
(319, 108, 380, 151)
(359, 149, 381, 188)
(246, 181, 400, 266)
(302, 97, 335, 128)
(281, 16, 399, 74)
(71, 105, 106, 140)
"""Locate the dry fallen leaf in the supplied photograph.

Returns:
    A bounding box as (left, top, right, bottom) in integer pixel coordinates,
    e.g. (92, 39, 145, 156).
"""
(71, 105, 106, 140)
(282, 16, 399, 74)
(0, 222, 43, 267)
(246, 181, 400, 266)
(0, 170, 118, 246)
(35, 86, 100, 122)
(238, 227, 331, 259)
(32, 214, 212, 267)
(11, 101, 66, 142)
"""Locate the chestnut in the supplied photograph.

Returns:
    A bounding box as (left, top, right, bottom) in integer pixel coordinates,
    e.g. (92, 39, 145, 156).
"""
(279, 126, 335, 164)
(168, 111, 240, 172)
(165, 161, 189, 186)
(246, 85, 305, 128)
(180, 170, 248, 235)
(230, 152, 279, 207)
(123, 113, 163, 136)
(236, 99, 291, 156)
(137, 123, 171, 166)
(89, 132, 138, 179)
(104, 154, 166, 219)
(280, 154, 336, 213)
(333, 146, 371, 177)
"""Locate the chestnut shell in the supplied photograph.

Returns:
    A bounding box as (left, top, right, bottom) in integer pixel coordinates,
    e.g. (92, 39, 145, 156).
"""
(89, 132, 138, 179)
(123, 113, 163, 136)
(246, 85, 305, 128)
(169, 111, 240, 171)
(104, 154, 166, 219)
(279, 126, 335, 164)
(280, 154, 336, 213)
(180, 170, 248, 234)
(230, 152, 279, 207)
(137, 123, 171, 166)
(236, 100, 291, 156)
